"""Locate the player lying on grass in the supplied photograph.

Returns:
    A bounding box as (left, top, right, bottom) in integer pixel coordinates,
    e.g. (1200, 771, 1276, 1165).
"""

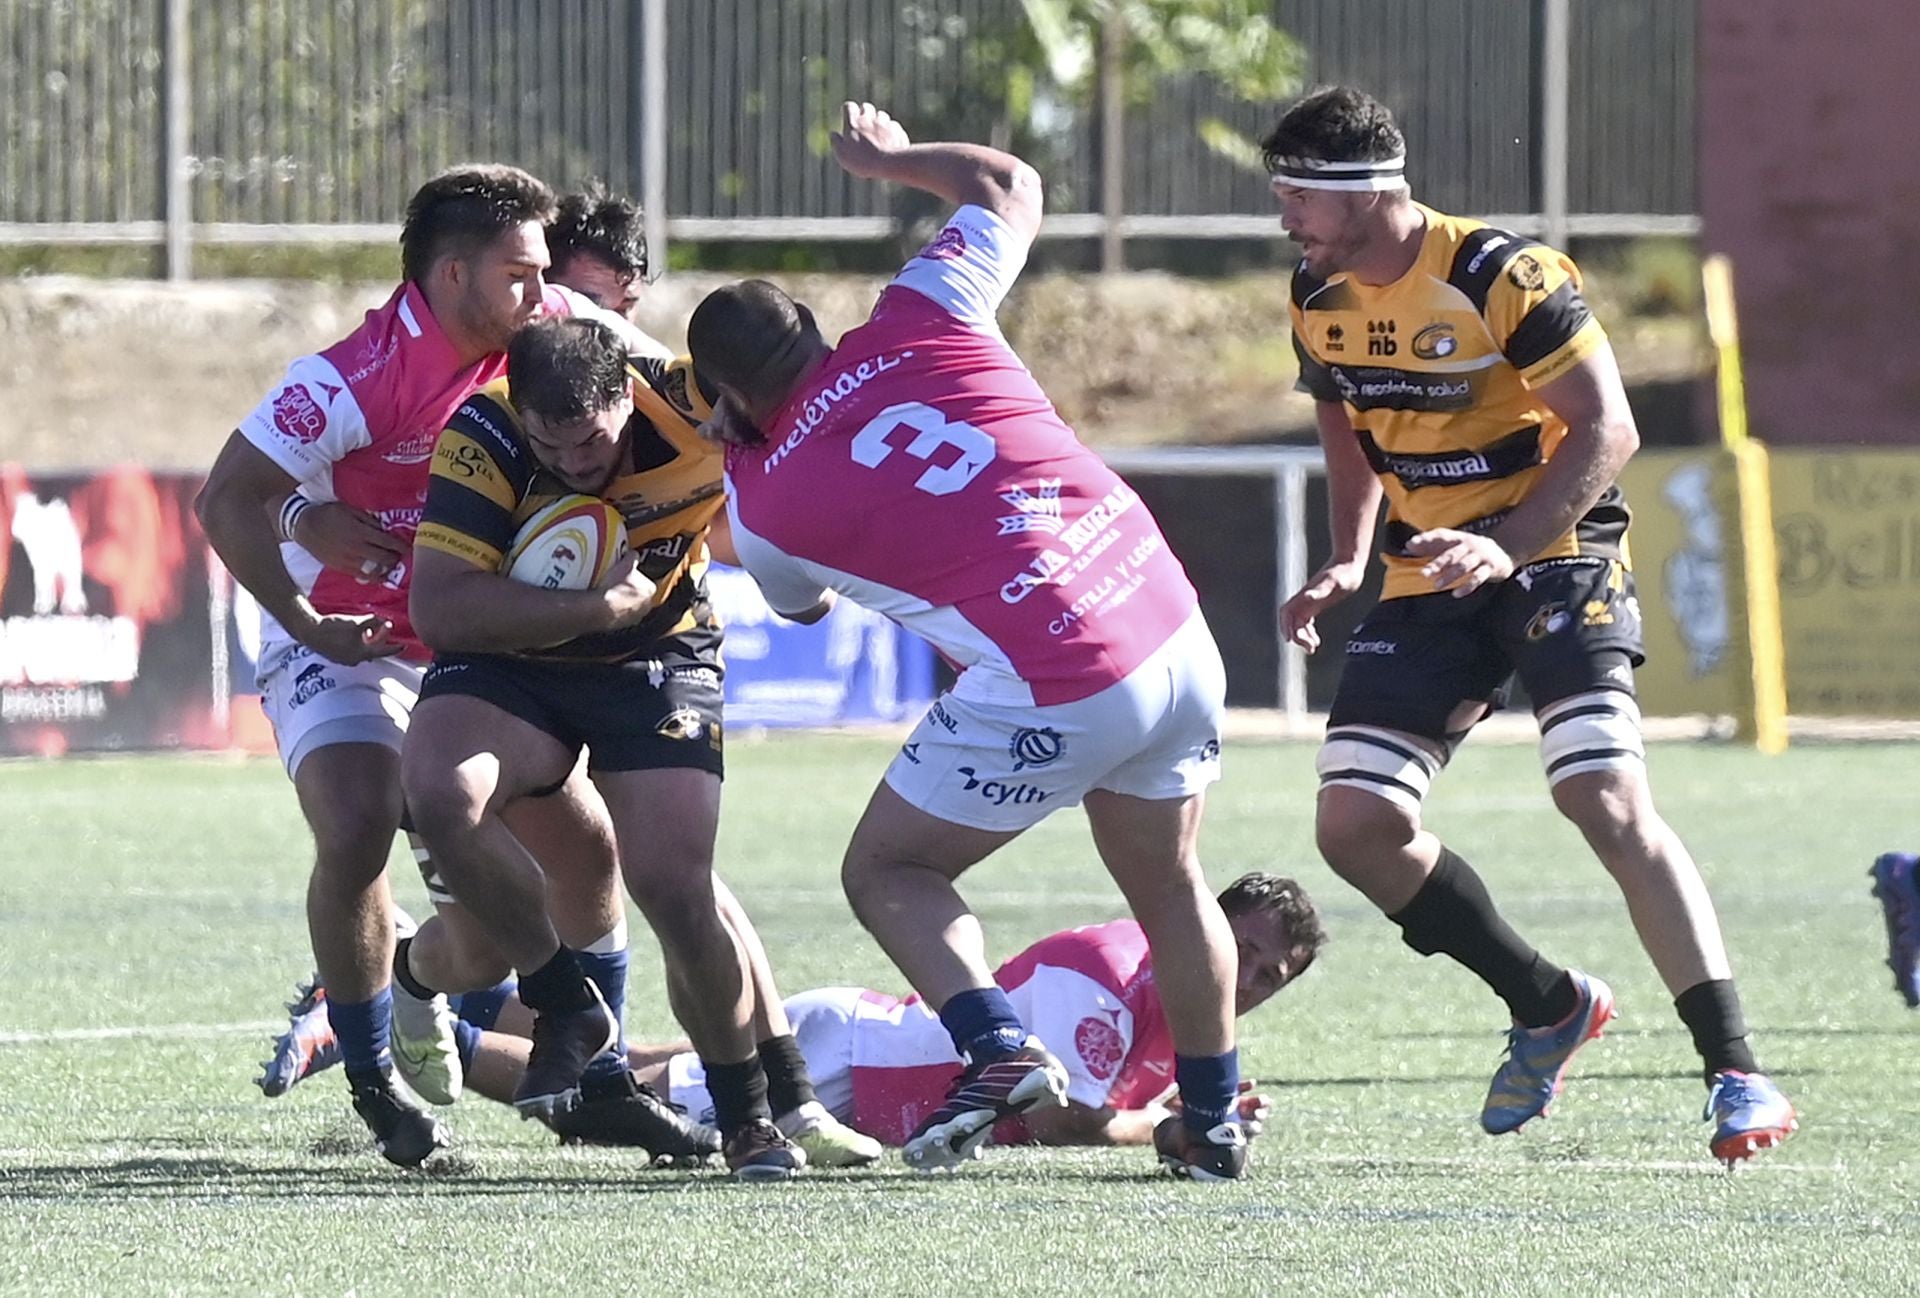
(261, 872, 1322, 1160)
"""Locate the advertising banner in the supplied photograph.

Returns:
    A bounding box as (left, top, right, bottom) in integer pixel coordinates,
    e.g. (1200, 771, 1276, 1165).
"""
(0, 467, 225, 756)
(2, 468, 935, 757)
(1767, 450, 1920, 716)
(1615, 450, 1750, 719)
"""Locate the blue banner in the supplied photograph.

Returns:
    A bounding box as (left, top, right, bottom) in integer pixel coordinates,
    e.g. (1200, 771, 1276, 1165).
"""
(706, 565, 936, 728)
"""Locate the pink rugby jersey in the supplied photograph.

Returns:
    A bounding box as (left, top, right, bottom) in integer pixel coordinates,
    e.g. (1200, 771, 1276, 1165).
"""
(848, 919, 1175, 1145)
(237, 280, 590, 659)
(724, 206, 1198, 707)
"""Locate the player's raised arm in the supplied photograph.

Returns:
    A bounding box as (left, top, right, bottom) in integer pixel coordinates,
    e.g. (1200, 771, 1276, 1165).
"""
(829, 101, 1043, 246)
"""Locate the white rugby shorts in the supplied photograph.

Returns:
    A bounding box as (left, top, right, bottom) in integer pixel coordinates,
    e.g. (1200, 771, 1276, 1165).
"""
(882, 611, 1225, 832)
(256, 637, 424, 779)
(668, 986, 863, 1124)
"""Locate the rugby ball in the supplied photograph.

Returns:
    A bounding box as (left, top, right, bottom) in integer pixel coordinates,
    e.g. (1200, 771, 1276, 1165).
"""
(503, 495, 629, 590)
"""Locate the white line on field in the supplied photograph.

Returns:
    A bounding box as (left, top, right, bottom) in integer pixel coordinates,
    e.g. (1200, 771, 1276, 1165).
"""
(0, 1021, 278, 1045)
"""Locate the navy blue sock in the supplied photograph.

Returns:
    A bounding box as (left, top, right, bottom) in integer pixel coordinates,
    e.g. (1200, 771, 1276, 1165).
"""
(452, 979, 516, 1031)
(329, 987, 394, 1080)
(452, 1019, 482, 1073)
(577, 945, 630, 1082)
(1176, 1049, 1240, 1135)
(938, 987, 1027, 1064)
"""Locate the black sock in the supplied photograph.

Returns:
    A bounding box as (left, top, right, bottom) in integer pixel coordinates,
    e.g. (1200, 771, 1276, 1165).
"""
(703, 1056, 772, 1133)
(758, 1034, 818, 1117)
(1674, 979, 1758, 1079)
(517, 947, 595, 1015)
(391, 937, 439, 1000)
(1389, 847, 1578, 1028)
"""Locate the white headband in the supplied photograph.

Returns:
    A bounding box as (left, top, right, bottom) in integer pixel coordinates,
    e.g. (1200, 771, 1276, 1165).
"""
(1269, 153, 1407, 192)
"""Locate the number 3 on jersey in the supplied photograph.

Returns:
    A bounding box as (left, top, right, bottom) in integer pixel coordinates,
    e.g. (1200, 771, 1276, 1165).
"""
(850, 401, 996, 496)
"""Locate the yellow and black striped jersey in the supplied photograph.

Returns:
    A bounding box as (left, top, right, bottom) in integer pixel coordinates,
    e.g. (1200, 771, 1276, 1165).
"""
(415, 354, 725, 662)
(1290, 203, 1627, 600)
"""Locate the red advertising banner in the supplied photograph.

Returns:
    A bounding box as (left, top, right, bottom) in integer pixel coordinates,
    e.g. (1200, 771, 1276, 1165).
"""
(0, 467, 272, 756)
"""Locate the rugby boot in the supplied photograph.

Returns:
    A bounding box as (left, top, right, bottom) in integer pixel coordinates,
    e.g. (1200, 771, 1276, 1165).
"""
(902, 1038, 1069, 1171)
(1481, 971, 1616, 1134)
(512, 982, 618, 1118)
(390, 978, 463, 1106)
(1705, 1070, 1798, 1167)
(348, 1071, 450, 1168)
(1869, 853, 1920, 1007)
(257, 977, 339, 1097)
(777, 1100, 883, 1168)
(546, 1068, 721, 1165)
(723, 1117, 806, 1181)
(1153, 1115, 1250, 1182)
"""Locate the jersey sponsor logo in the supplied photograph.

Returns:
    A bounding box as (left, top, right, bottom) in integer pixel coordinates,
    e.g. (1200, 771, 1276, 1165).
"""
(456, 401, 519, 456)
(1073, 1015, 1125, 1081)
(1365, 319, 1397, 357)
(1009, 726, 1064, 771)
(997, 479, 1064, 535)
(1345, 639, 1398, 655)
(271, 384, 328, 444)
(999, 481, 1142, 605)
(929, 700, 960, 733)
(1323, 323, 1346, 353)
(343, 334, 400, 386)
(1333, 366, 1473, 411)
(1411, 323, 1458, 360)
(900, 741, 922, 765)
(765, 351, 909, 472)
(288, 661, 337, 707)
(1508, 254, 1546, 291)
(434, 438, 505, 488)
(382, 429, 438, 465)
(955, 766, 1049, 808)
(1465, 234, 1511, 276)
(920, 225, 968, 261)
(1380, 448, 1492, 485)
(644, 661, 721, 692)
(1198, 737, 1221, 762)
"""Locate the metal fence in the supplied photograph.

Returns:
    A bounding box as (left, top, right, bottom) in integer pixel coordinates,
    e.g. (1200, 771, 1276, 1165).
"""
(0, 0, 1697, 277)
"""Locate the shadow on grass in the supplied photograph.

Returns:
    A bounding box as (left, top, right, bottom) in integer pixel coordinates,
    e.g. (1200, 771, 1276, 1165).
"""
(0, 1153, 907, 1202)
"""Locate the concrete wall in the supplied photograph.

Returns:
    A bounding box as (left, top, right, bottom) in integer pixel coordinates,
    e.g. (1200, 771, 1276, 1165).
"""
(1699, 0, 1920, 446)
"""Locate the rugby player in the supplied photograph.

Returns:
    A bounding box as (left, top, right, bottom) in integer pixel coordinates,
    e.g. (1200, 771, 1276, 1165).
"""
(653, 873, 1320, 1157)
(689, 103, 1248, 1180)
(198, 166, 649, 1167)
(1266, 86, 1796, 1164)
(395, 316, 861, 1179)
(264, 873, 1323, 1165)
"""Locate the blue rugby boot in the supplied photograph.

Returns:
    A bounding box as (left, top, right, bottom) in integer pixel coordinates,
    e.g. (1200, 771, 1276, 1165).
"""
(1481, 971, 1616, 1135)
(1869, 853, 1920, 1007)
(1705, 1070, 1798, 1167)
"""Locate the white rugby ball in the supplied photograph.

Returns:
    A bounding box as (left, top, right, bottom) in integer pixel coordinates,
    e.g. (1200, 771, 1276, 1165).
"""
(503, 495, 629, 590)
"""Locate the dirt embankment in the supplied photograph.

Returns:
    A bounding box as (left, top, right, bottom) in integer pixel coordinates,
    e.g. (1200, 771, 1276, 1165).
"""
(0, 271, 1703, 470)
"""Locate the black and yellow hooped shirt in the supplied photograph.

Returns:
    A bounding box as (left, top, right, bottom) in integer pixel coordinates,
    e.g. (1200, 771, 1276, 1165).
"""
(1290, 203, 1628, 600)
(415, 355, 725, 661)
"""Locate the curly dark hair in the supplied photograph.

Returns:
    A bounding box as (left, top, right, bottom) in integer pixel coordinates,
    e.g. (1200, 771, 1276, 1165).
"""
(400, 164, 556, 286)
(506, 317, 629, 422)
(548, 181, 649, 281)
(1217, 872, 1327, 973)
(1260, 85, 1406, 175)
